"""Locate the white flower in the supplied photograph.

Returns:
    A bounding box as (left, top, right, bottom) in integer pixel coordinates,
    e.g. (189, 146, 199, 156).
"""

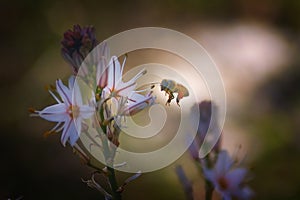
(102, 56, 146, 99)
(102, 56, 155, 119)
(203, 151, 253, 200)
(34, 76, 95, 146)
(125, 92, 155, 115)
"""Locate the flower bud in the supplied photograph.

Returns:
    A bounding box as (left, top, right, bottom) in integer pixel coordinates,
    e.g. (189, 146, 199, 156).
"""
(188, 100, 222, 160)
(61, 25, 98, 74)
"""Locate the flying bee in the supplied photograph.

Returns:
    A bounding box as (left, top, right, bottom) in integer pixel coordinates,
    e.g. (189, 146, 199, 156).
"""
(160, 79, 189, 106)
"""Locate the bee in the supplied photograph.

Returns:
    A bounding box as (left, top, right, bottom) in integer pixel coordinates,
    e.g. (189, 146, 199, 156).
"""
(160, 79, 189, 106)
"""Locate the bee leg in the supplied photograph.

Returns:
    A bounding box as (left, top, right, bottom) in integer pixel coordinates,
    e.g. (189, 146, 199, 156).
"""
(166, 97, 172, 106)
(165, 92, 174, 106)
(176, 92, 184, 107)
(176, 98, 181, 107)
(170, 92, 174, 100)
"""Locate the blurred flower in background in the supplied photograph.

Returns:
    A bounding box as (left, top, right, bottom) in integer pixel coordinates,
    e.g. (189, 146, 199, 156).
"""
(202, 150, 252, 200)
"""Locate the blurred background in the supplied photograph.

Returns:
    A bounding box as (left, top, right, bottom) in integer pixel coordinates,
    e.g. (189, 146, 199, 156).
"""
(1, 0, 300, 199)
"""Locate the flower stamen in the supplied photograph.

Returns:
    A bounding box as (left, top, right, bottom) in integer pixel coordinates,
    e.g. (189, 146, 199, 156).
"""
(68, 105, 80, 119)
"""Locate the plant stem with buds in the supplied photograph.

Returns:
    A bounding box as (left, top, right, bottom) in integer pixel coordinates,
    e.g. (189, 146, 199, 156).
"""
(107, 166, 121, 200)
(99, 125, 121, 200)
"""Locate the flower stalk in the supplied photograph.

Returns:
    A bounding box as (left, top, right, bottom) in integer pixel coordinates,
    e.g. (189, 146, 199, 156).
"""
(175, 165, 194, 200)
(98, 125, 121, 200)
(204, 179, 214, 200)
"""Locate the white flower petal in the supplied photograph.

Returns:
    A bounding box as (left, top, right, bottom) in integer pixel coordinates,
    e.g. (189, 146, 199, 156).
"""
(116, 81, 136, 97)
(126, 95, 153, 115)
(39, 113, 67, 122)
(96, 60, 108, 87)
(61, 118, 76, 146)
(128, 92, 144, 102)
(68, 76, 75, 90)
(130, 68, 147, 82)
(100, 42, 110, 60)
(56, 79, 71, 106)
(80, 105, 95, 119)
(73, 80, 83, 106)
(38, 104, 68, 122)
(107, 56, 122, 90)
(120, 56, 126, 77)
(39, 103, 66, 114)
(112, 56, 123, 84)
(74, 117, 82, 136)
(101, 87, 111, 99)
(68, 121, 79, 146)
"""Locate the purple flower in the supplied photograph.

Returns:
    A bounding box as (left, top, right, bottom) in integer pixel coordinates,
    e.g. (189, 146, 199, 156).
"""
(203, 151, 253, 200)
(61, 25, 98, 74)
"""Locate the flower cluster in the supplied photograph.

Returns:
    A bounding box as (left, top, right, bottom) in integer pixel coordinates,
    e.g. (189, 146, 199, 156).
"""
(31, 25, 155, 200)
(177, 100, 253, 200)
(34, 25, 154, 149)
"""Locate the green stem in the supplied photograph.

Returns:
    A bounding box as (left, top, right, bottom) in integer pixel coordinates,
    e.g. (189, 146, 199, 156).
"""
(99, 126, 121, 200)
(97, 97, 121, 200)
(103, 138, 121, 199)
(205, 180, 214, 200)
(107, 166, 122, 200)
(195, 156, 214, 200)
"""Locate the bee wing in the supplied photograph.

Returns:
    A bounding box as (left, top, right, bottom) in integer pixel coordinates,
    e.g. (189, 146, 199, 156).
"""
(176, 84, 189, 97)
(175, 84, 189, 106)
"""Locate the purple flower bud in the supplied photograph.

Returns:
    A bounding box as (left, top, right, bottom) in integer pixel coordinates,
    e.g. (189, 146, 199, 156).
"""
(198, 101, 213, 140)
(61, 25, 98, 74)
(198, 100, 222, 153)
(188, 101, 222, 160)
